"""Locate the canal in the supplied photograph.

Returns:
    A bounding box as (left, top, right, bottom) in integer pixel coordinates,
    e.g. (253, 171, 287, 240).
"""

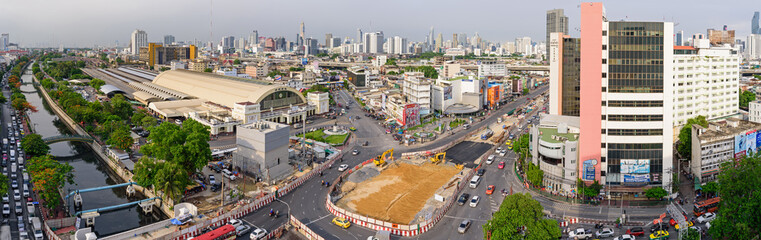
(20, 69, 165, 236)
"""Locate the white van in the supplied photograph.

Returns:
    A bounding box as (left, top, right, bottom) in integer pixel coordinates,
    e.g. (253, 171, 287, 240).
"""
(469, 176, 481, 188)
(9, 150, 14, 157)
(222, 169, 237, 181)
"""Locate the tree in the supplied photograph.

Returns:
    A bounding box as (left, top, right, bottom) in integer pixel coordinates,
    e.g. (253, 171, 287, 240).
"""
(740, 89, 756, 109)
(88, 78, 106, 90)
(27, 155, 74, 211)
(154, 162, 190, 202)
(522, 88, 529, 95)
(21, 134, 50, 157)
(526, 162, 543, 187)
(140, 119, 211, 173)
(203, 68, 212, 73)
(107, 128, 134, 151)
(0, 174, 7, 196)
(140, 115, 158, 129)
(12, 98, 37, 113)
(0, 94, 6, 105)
(577, 179, 603, 198)
(644, 187, 668, 200)
(233, 59, 241, 65)
(483, 193, 561, 240)
(683, 228, 701, 240)
(108, 94, 133, 120)
(677, 115, 708, 158)
(708, 152, 761, 239)
(133, 157, 160, 187)
(702, 181, 719, 197)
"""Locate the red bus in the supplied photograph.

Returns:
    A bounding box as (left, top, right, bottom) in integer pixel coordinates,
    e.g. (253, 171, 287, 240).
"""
(693, 197, 720, 216)
(193, 224, 236, 240)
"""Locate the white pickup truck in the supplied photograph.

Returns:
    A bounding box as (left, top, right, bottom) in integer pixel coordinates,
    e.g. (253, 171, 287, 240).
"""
(568, 228, 593, 240)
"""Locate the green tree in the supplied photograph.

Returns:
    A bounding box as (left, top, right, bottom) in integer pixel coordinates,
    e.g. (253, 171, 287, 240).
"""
(702, 181, 719, 197)
(21, 134, 50, 157)
(740, 89, 756, 109)
(522, 88, 529, 95)
(108, 94, 133, 120)
(27, 155, 74, 211)
(677, 115, 708, 158)
(203, 68, 213, 73)
(0, 174, 7, 196)
(645, 187, 668, 200)
(526, 162, 543, 187)
(577, 179, 603, 198)
(483, 193, 561, 240)
(107, 128, 134, 151)
(133, 157, 160, 187)
(0, 94, 6, 105)
(154, 162, 190, 202)
(140, 119, 211, 173)
(708, 152, 761, 239)
(88, 78, 106, 90)
(683, 227, 701, 240)
(140, 116, 158, 129)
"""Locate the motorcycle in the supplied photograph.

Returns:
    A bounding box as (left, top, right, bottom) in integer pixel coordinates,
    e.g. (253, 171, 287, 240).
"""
(594, 223, 604, 229)
(268, 209, 275, 217)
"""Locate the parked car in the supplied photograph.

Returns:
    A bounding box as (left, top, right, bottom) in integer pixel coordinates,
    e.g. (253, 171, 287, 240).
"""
(208, 175, 216, 185)
(250, 228, 268, 240)
(457, 220, 471, 233)
(2, 204, 9, 217)
(469, 196, 480, 207)
(486, 155, 495, 164)
(210, 183, 222, 192)
(476, 169, 486, 176)
(569, 228, 593, 240)
(595, 227, 614, 238)
(613, 234, 636, 240)
(697, 212, 716, 223)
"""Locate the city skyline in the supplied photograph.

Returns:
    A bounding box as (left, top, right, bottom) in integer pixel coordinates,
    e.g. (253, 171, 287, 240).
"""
(1, 0, 759, 48)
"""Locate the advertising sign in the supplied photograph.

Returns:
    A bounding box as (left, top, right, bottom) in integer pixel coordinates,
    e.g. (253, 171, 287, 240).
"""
(443, 86, 453, 100)
(623, 174, 650, 183)
(301, 58, 308, 65)
(488, 86, 501, 107)
(735, 130, 757, 159)
(403, 103, 420, 127)
(582, 159, 597, 181)
(620, 159, 650, 174)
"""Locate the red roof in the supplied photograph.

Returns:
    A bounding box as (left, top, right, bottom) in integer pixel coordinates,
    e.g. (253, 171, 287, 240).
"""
(674, 46, 696, 50)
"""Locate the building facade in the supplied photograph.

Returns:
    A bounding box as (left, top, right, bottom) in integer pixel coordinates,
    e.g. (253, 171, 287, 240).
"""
(402, 72, 432, 111)
(130, 29, 148, 55)
(549, 32, 581, 116)
(232, 121, 293, 184)
(529, 114, 580, 195)
(139, 43, 197, 67)
(307, 92, 330, 114)
(477, 60, 507, 78)
(546, 9, 569, 56)
(691, 118, 761, 183)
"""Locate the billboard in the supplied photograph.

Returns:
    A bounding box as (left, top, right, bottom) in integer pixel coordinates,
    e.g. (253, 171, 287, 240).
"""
(402, 103, 420, 127)
(582, 159, 597, 181)
(488, 86, 501, 107)
(443, 86, 453, 100)
(620, 159, 650, 174)
(301, 58, 308, 65)
(623, 174, 650, 183)
(735, 130, 757, 159)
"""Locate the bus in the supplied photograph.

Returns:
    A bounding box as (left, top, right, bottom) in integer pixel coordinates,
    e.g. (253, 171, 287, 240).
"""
(694, 197, 720, 216)
(193, 224, 236, 240)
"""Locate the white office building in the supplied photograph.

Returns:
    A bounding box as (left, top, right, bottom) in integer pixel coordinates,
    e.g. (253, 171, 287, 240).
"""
(478, 60, 507, 77)
(130, 29, 148, 55)
(747, 34, 761, 60)
(672, 39, 740, 128)
(232, 121, 293, 184)
(402, 72, 432, 111)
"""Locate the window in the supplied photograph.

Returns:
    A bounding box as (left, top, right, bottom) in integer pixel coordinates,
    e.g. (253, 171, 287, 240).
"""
(608, 129, 663, 136)
(602, 44, 607, 50)
(607, 115, 663, 121)
(602, 72, 607, 78)
(601, 143, 606, 148)
(602, 87, 607, 92)
(601, 157, 606, 163)
(603, 30, 608, 36)
(602, 101, 607, 106)
(602, 59, 607, 64)
(602, 115, 607, 120)
(602, 129, 607, 134)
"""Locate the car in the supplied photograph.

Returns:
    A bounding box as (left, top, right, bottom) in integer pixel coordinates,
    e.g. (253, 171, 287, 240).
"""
(362, 141, 369, 146)
(675, 221, 694, 230)
(476, 169, 486, 176)
(626, 226, 645, 236)
(457, 220, 471, 233)
(650, 222, 669, 233)
(669, 216, 688, 226)
(496, 147, 504, 152)
(11, 180, 17, 189)
(569, 228, 593, 240)
(13, 190, 20, 200)
(595, 227, 614, 238)
(486, 155, 495, 164)
(210, 183, 222, 192)
(499, 149, 507, 157)
(235, 225, 251, 236)
(250, 228, 268, 240)
(227, 219, 243, 228)
(1, 194, 7, 203)
(469, 196, 480, 207)
(613, 234, 636, 240)
(486, 185, 495, 195)
(208, 175, 216, 185)
(697, 212, 716, 223)
(2, 204, 8, 217)
(352, 149, 360, 155)
(498, 161, 505, 169)
(14, 205, 22, 215)
(22, 188, 28, 198)
(649, 230, 670, 240)
(338, 164, 349, 172)
(332, 217, 351, 228)
(457, 193, 470, 206)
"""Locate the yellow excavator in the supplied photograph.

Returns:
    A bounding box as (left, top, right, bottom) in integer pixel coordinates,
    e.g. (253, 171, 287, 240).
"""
(374, 148, 394, 166)
(431, 152, 446, 164)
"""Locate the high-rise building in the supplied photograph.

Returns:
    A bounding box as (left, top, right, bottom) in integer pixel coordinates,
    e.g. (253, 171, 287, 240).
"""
(452, 33, 459, 47)
(163, 35, 175, 45)
(393, 36, 407, 54)
(325, 33, 333, 47)
(300, 22, 306, 47)
(357, 28, 362, 44)
(675, 31, 684, 46)
(428, 27, 435, 51)
(747, 34, 761, 60)
(458, 33, 468, 47)
(548, 2, 674, 192)
(329, 37, 341, 48)
(0, 33, 8, 51)
(515, 37, 532, 55)
(363, 32, 384, 54)
(436, 33, 443, 51)
(753, 12, 760, 34)
(249, 30, 259, 48)
(546, 9, 569, 55)
(221, 36, 235, 54)
(139, 43, 197, 66)
(548, 32, 581, 116)
(130, 29, 148, 55)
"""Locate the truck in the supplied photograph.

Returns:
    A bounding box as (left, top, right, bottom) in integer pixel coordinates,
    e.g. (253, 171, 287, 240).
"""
(480, 129, 494, 140)
(31, 217, 43, 240)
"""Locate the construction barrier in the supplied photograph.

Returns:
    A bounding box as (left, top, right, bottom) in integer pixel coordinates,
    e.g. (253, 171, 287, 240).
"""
(290, 214, 325, 240)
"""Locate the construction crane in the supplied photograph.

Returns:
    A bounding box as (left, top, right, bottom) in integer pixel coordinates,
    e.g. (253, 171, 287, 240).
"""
(374, 148, 394, 166)
(431, 152, 446, 164)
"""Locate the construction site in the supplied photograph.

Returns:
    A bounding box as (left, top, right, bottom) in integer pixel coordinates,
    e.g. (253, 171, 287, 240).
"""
(334, 149, 468, 225)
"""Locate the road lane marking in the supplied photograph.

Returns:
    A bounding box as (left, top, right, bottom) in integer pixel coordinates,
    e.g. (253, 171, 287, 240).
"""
(442, 215, 489, 222)
(304, 214, 332, 226)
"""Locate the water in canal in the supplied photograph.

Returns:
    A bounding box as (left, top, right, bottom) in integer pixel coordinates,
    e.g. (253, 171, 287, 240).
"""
(20, 69, 165, 236)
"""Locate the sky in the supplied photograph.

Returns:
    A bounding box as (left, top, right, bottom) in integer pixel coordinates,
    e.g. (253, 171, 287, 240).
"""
(0, 0, 758, 48)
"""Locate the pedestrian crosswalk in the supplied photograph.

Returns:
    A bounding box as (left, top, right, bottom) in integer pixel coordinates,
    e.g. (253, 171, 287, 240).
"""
(489, 197, 499, 212)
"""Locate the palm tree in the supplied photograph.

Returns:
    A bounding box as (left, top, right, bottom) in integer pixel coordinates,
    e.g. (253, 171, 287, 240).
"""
(155, 162, 188, 203)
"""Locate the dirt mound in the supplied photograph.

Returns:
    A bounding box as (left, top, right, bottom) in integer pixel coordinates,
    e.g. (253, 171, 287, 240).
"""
(337, 162, 460, 224)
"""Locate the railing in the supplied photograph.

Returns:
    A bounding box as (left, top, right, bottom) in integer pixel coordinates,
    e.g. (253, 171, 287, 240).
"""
(42, 134, 95, 144)
(290, 214, 325, 240)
